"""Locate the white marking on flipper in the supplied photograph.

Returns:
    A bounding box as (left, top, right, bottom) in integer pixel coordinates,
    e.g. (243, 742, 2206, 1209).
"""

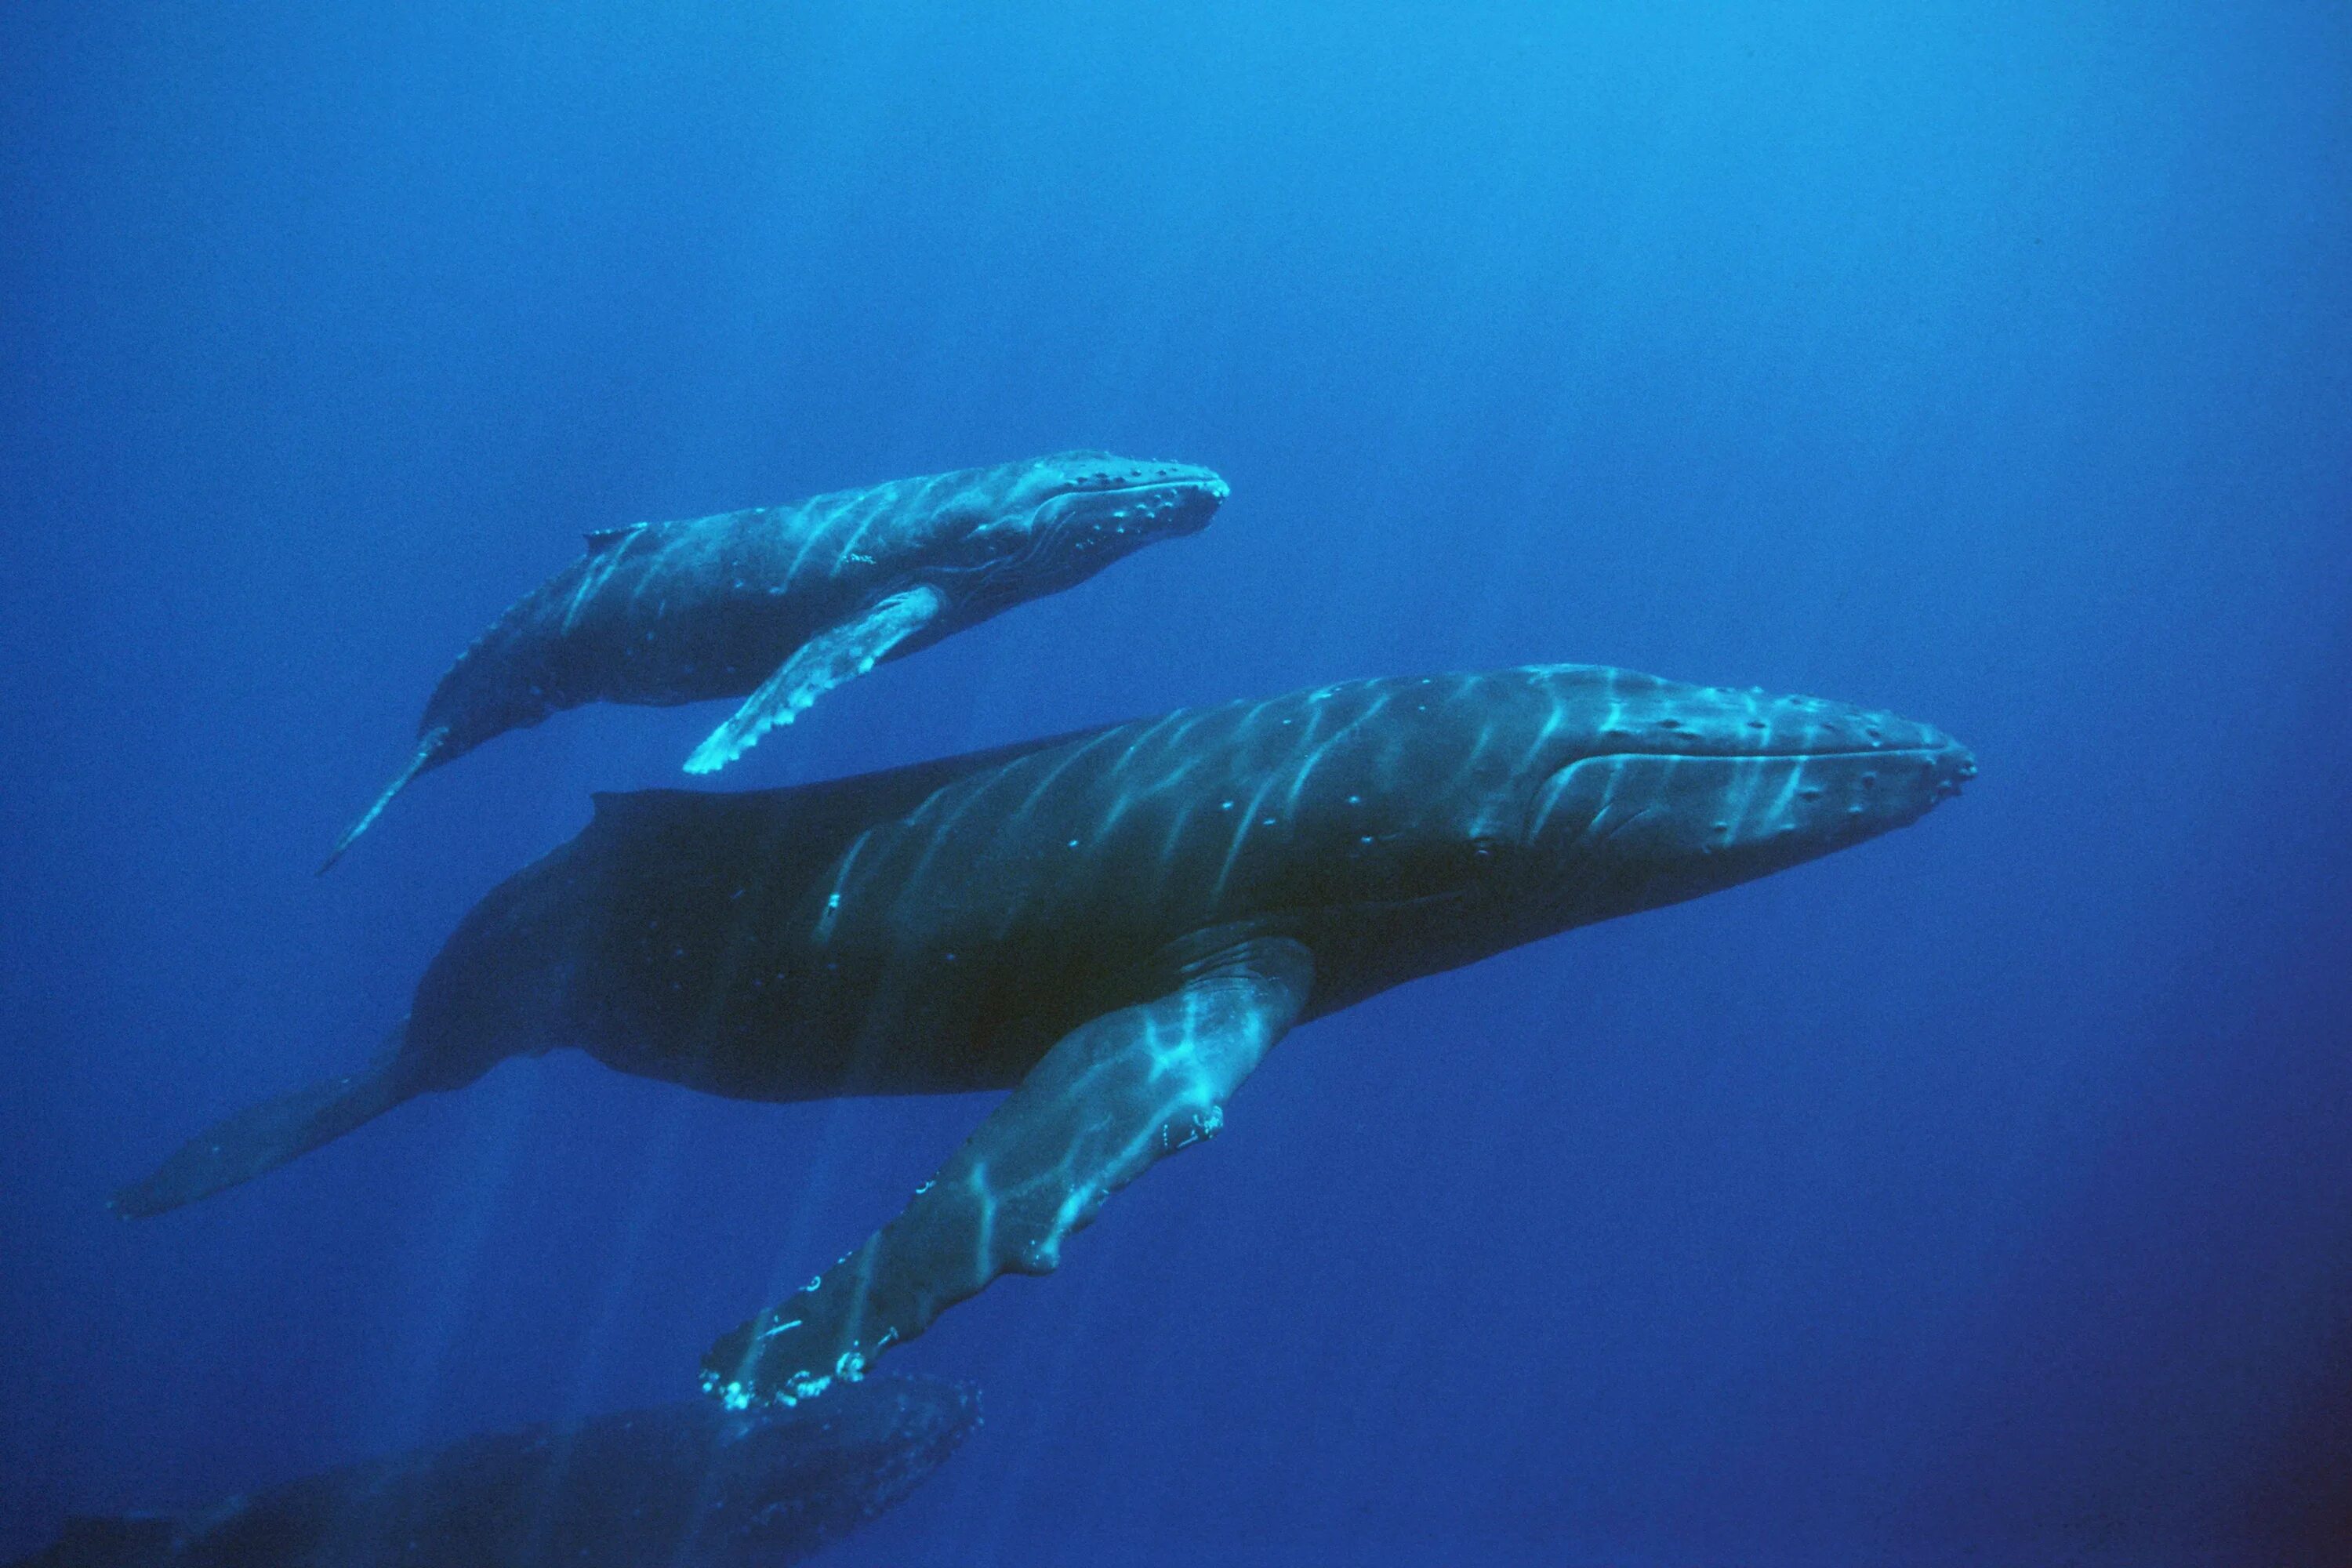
(682, 583, 946, 775)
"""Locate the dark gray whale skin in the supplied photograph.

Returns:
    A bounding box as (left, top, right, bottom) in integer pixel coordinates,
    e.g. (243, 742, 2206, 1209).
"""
(321, 450, 1226, 869)
(126, 664, 1972, 1406)
(3, 1374, 977, 1568)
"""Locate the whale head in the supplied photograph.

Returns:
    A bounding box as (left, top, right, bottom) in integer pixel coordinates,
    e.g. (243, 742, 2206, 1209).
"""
(931, 451, 1226, 612)
(1265, 667, 1972, 989)
(1475, 666, 1974, 941)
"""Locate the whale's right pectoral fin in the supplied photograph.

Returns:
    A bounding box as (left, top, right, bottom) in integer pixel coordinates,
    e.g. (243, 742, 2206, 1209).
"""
(701, 936, 1315, 1408)
(111, 1026, 418, 1218)
(684, 584, 946, 775)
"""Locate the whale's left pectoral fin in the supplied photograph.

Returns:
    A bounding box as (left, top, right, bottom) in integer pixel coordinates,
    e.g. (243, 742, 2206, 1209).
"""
(702, 936, 1314, 1407)
(684, 583, 946, 775)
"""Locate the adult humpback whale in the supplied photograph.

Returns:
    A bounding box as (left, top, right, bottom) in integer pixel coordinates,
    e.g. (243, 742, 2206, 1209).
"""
(320, 451, 1227, 869)
(124, 665, 1973, 1406)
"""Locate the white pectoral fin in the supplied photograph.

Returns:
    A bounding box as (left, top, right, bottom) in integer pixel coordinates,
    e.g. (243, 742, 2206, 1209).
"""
(700, 936, 1315, 1406)
(682, 583, 946, 775)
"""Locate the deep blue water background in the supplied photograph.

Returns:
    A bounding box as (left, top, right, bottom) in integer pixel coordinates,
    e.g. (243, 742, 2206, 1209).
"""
(4, 3, 2349, 1564)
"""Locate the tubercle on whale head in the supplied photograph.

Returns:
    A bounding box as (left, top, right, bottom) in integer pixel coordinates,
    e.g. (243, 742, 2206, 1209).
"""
(931, 451, 1227, 608)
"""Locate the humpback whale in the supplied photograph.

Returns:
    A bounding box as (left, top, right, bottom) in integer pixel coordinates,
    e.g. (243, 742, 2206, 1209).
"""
(4, 1375, 976, 1567)
(124, 665, 1973, 1406)
(320, 451, 1227, 870)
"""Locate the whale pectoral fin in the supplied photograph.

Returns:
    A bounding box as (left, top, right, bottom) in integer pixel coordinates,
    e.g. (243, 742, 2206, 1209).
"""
(683, 583, 947, 776)
(111, 1025, 416, 1218)
(701, 936, 1315, 1407)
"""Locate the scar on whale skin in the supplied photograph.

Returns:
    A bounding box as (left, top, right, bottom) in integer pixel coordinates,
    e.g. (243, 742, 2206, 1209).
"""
(318, 451, 1227, 870)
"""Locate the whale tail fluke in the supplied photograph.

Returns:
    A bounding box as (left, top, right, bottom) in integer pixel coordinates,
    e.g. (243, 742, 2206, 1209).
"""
(111, 1027, 416, 1219)
(319, 727, 450, 875)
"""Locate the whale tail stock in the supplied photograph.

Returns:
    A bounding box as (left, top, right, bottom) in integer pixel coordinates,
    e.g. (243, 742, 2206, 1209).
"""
(318, 726, 451, 875)
(111, 1025, 417, 1219)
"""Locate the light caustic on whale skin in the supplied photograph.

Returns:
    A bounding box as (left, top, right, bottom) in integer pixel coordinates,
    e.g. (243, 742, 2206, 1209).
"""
(318, 450, 1227, 871)
(124, 664, 1972, 1410)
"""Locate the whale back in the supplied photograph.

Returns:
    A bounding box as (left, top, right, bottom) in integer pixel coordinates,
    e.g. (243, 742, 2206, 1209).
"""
(401, 723, 1112, 1083)
(581, 722, 1110, 848)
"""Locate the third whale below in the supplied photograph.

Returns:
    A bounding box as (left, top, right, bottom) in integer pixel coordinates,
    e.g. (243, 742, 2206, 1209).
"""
(128, 663, 1973, 1406)
(321, 450, 1227, 870)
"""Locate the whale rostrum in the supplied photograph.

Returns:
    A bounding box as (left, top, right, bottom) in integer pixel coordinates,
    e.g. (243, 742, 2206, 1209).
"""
(128, 664, 1973, 1406)
(320, 451, 1227, 870)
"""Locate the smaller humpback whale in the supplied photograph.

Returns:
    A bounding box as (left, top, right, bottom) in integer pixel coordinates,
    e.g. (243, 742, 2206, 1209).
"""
(2, 1376, 977, 1568)
(125, 666, 1972, 1408)
(320, 451, 1226, 870)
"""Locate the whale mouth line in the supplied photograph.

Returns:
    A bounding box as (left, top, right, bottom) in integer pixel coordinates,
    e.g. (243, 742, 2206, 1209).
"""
(1519, 739, 1974, 865)
(1528, 743, 1974, 839)
(1072, 477, 1225, 501)
(1577, 744, 1969, 767)
(1034, 476, 1226, 535)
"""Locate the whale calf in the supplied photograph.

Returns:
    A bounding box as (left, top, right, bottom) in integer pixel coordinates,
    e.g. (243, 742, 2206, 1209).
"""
(321, 450, 1227, 869)
(125, 665, 1972, 1406)
(3, 1375, 976, 1567)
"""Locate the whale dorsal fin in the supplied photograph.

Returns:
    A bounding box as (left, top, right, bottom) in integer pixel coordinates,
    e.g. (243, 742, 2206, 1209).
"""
(583, 521, 648, 554)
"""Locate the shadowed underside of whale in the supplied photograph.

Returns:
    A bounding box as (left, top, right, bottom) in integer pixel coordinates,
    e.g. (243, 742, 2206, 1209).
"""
(318, 450, 1226, 870)
(132, 663, 1972, 1407)
(3, 1375, 978, 1568)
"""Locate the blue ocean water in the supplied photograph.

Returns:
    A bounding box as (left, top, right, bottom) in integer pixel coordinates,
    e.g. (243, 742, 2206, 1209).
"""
(3, 2, 2347, 1563)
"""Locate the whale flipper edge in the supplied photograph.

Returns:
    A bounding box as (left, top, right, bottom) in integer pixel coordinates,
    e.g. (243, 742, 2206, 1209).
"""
(683, 583, 946, 775)
(702, 936, 1313, 1407)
